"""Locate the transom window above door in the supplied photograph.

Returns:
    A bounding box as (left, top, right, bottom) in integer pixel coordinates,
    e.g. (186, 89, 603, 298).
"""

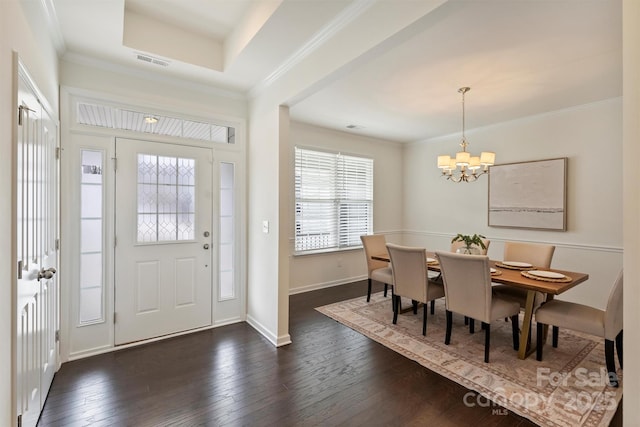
(76, 101, 236, 144)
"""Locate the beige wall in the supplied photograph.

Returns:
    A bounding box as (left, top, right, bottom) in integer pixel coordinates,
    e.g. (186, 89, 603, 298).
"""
(623, 0, 639, 422)
(290, 100, 623, 311)
(407, 98, 623, 309)
(288, 121, 404, 294)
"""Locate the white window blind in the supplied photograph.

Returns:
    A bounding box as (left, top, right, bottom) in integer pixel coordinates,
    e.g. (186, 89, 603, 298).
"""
(295, 147, 373, 253)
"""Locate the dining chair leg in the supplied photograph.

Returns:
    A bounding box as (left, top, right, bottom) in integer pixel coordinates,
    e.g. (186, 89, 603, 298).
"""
(412, 300, 418, 315)
(484, 323, 491, 363)
(430, 300, 435, 315)
(367, 278, 372, 302)
(552, 326, 559, 348)
(616, 330, 623, 369)
(469, 318, 475, 334)
(423, 304, 427, 336)
(536, 322, 544, 361)
(511, 315, 519, 351)
(392, 295, 399, 324)
(390, 286, 399, 311)
(445, 310, 453, 345)
(605, 339, 619, 387)
(464, 316, 469, 326)
(384, 283, 388, 297)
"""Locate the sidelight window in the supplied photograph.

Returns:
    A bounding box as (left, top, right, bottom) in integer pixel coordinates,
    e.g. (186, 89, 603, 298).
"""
(79, 150, 104, 324)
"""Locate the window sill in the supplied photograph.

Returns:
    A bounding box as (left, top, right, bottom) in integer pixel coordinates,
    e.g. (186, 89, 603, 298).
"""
(293, 246, 363, 257)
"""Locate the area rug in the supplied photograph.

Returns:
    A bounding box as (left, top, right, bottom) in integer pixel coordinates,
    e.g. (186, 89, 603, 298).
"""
(316, 292, 622, 427)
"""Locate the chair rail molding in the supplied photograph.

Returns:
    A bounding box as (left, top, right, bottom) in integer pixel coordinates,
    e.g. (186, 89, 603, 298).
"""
(402, 230, 623, 254)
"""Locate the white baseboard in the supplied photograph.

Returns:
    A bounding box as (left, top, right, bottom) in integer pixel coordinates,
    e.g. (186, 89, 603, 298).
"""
(246, 314, 292, 347)
(66, 320, 244, 361)
(289, 275, 367, 295)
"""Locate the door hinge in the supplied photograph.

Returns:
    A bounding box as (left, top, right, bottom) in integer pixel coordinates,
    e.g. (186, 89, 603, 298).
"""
(55, 239, 60, 250)
(56, 147, 62, 159)
(17, 105, 35, 126)
(17, 414, 22, 427)
(112, 157, 118, 171)
(55, 330, 60, 342)
(113, 313, 116, 324)
(17, 260, 23, 280)
(114, 236, 117, 248)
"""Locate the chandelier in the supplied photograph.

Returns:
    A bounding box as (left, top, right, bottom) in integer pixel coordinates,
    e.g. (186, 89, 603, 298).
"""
(437, 87, 495, 182)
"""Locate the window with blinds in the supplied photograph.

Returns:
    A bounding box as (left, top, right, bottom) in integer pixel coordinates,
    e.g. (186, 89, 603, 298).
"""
(294, 147, 373, 253)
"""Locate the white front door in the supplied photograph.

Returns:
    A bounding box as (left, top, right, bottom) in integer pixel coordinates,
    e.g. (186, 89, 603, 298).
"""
(15, 65, 59, 427)
(114, 139, 213, 345)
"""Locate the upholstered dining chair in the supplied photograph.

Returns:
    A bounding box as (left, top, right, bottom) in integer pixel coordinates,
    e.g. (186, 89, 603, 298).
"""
(535, 271, 623, 387)
(492, 242, 556, 310)
(387, 243, 445, 336)
(447, 238, 490, 326)
(436, 251, 520, 363)
(360, 234, 393, 302)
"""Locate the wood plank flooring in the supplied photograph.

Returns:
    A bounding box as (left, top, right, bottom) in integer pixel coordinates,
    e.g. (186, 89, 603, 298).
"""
(39, 280, 622, 426)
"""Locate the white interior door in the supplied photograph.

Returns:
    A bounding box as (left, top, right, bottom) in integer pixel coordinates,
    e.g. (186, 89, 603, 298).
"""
(115, 139, 213, 345)
(16, 65, 59, 427)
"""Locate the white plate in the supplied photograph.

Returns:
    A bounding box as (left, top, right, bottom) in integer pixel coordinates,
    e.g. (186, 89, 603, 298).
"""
(527, 270, 566, 279)
(490, 268, 497, 273)
(427, 257, 437, 263)
(503, 261, 533, 268)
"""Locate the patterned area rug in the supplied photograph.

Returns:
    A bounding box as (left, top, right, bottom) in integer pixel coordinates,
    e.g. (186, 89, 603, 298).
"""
(316, 292, 622, 427)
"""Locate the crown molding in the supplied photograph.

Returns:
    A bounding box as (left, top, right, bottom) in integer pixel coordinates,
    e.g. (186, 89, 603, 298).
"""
(248, 0, 373, 99)
(40, 0, 66, 53)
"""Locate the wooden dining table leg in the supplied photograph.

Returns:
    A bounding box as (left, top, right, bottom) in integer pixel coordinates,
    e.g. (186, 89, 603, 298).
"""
(541, 294, 554, 344)
(518, 290, 537, 360)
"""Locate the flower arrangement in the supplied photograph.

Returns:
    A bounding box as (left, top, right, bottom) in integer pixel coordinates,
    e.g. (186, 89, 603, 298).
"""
(451, 233, 487, 254)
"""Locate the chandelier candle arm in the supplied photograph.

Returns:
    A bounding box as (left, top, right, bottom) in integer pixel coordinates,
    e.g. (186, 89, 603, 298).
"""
(436, 87, 495, 182)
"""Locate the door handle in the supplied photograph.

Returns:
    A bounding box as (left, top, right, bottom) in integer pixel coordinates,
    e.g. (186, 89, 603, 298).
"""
(38, 267, 57, 280)
(203, 244, 210, 250)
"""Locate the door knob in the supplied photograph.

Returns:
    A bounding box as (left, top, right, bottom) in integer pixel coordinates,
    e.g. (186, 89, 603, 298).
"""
(38, 267, 56, 280)
(203, 244, 210, 250)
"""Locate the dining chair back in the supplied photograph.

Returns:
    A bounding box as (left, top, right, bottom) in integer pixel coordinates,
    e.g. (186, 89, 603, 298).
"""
(360, 234, 393, 302)
(495, 242, 556, 311)
(437, 252, 493, 322)
(387, 243, 445, 335)
(436, 251, 520, 362)
(503, 241, 555, 268)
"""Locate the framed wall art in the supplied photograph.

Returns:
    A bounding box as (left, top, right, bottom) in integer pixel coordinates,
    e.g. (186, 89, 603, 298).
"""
(488, 158, 567, 231)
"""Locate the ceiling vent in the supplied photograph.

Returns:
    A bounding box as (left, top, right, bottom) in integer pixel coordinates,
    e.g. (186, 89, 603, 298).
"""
(135, 53, 170, 67)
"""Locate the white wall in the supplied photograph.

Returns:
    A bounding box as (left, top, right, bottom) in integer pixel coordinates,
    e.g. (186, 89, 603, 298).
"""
(246, 103, 291, 345)
(60, 60, 247, 119)
(1, 1, 60, 425)
(403, 98, 622, 309)
(58, 62, 249, 360)
(288, 121, 404, 294)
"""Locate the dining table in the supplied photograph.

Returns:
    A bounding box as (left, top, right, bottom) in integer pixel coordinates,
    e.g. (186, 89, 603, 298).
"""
(371, 250, 589, 360)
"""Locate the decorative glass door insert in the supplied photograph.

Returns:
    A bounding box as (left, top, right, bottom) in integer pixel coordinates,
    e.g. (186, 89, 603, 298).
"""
(137, 154, 196, 243)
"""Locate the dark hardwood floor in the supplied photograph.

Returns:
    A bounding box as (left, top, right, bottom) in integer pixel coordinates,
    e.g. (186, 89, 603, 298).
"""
(39, 280, 621, 426)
